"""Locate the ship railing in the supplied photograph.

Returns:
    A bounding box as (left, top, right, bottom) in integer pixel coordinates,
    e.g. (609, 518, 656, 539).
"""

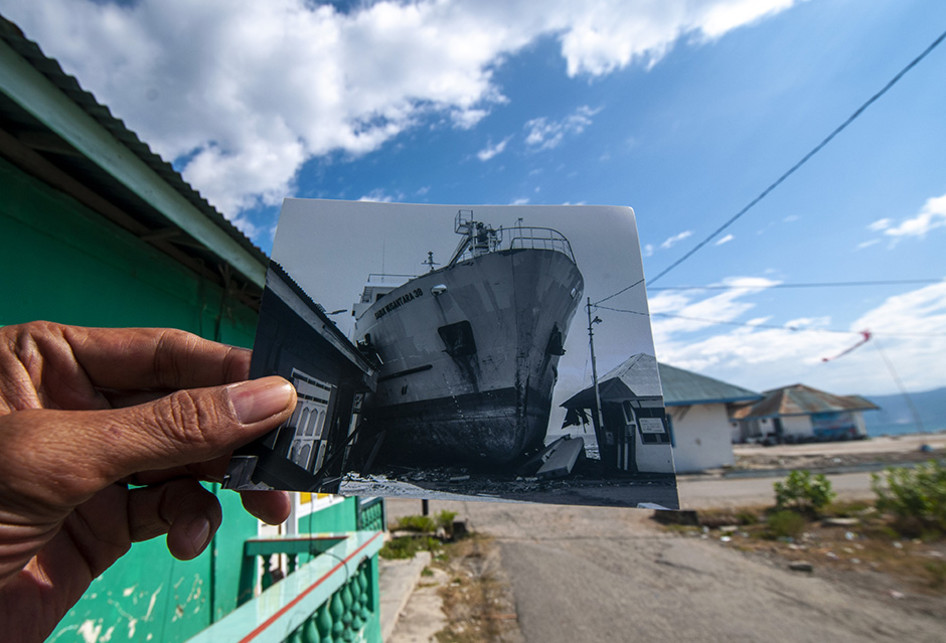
(506, 226, 577, 263)
(186, 530, 383, 643)
(364, 273, 415, 286)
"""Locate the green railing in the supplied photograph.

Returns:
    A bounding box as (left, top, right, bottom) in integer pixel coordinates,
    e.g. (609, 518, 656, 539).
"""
(356, 497, 385, 532)
(188, 531, 383, 643)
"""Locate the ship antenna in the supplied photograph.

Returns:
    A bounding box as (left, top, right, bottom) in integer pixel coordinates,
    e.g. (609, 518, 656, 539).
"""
(422, 251, 440, 272)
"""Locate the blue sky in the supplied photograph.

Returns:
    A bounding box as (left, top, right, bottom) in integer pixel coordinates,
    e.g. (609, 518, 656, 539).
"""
(4, 0, 945, 396)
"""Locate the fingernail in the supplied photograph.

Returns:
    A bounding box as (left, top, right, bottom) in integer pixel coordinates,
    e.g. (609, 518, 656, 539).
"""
(229, 377, 294, 424)
(186, 517, 212, 554)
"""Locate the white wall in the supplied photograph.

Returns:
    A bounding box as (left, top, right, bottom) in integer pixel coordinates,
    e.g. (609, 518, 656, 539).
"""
(668, 403, 735, 473)
(781, 415, 812, 439)
(853, 411, 868, 437)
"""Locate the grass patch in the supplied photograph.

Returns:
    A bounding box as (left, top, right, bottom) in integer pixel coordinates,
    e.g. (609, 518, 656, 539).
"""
(379, 535, 442, 560)
(764, 510, 806, 540)
(824, 500, 873, 518)
(394, 514, 437, 533)
(873, 460, 946, 538)
(434, 534, 519, 643)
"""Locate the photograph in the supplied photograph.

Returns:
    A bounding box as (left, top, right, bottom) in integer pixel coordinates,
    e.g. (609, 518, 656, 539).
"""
(224, 199, 679, 508)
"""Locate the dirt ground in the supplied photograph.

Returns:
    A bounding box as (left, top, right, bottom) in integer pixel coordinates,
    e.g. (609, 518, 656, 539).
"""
(732, 434, 946, 471)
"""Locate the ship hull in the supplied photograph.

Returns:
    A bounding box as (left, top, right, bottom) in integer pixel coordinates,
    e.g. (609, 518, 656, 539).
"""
(354, 247, 583, 465)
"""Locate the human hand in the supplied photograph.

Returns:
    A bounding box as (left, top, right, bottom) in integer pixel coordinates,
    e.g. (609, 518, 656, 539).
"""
(0, 322, 297, 642)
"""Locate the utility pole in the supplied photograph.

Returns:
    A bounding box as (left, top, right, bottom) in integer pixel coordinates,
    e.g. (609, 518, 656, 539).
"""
(586, 297, 605, 435)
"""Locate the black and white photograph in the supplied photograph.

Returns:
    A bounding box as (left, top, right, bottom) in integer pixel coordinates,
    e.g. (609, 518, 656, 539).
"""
(225, 199, 679, 508)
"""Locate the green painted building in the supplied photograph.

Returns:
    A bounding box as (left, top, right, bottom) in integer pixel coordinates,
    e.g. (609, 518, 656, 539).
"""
(0, 16, 382, 642)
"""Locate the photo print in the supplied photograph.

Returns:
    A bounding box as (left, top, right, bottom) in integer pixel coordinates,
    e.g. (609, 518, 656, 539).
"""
(224, 199, 679, 509)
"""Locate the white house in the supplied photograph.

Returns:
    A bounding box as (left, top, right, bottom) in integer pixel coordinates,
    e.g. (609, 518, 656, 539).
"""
(560, 354, 675, 475)
(657, 363, 762, 473)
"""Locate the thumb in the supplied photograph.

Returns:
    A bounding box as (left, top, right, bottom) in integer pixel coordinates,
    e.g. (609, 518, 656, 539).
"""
(104, 375, 296, 482)
(3, 377, 295, 506)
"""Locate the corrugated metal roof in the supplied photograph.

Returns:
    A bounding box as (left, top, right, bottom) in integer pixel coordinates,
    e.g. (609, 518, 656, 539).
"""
(562, 354, 763, 409)
(561, 353, 663, 408)
(735, 384, 880, 419)
(0, 16, 269, 277)
(657, 362, 762, 406)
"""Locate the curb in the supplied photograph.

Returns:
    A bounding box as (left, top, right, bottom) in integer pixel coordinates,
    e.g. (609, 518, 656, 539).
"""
(378, 550, 432, 641)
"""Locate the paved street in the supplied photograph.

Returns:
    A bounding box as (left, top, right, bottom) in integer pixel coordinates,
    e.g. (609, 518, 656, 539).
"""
(387, 468, 945, 641)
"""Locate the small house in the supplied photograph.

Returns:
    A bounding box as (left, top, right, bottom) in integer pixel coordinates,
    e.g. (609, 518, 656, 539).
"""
(731, 383, 879, 444)
(561, 353, 675, 474)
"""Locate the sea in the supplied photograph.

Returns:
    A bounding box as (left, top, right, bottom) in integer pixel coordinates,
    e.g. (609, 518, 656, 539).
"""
(865, 422, 946, 438)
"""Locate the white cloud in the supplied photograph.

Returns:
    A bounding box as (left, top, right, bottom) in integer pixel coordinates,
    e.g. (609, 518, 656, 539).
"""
(649, 276, 779, 341)
(358, 189, 401, 202)
(476, 136, 511, 161)
(2, 0, 801, 229)
(643, 243, 655, 257)
(882, 193, 946, 238)
(510, 197, 530, 205)
(868, 218, 891, 231)
(524, 105, 600, 151)
(450, 108, 490, 130)
(856, 239, 880, 250)
(714, 233, 734, 246)
(558, 0, 797, 75)
(653, 281, 946, 395)
(660, 229, 693, 249)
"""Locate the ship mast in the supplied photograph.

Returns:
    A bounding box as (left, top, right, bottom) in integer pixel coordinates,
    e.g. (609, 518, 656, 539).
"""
(586, 297, 605, 435)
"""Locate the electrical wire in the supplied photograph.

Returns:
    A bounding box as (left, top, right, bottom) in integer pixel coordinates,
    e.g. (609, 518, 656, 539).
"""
(594, 278, 644, 306)
(647, 26, 946, 286)
(595, 304, 946, 337)
(648, 278, 944, 291)
(593, 26, 946, 304)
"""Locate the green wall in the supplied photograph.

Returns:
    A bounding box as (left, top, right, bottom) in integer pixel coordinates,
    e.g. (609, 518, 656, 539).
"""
(0, 156, 257, 340)
(0, 156, 260, 641)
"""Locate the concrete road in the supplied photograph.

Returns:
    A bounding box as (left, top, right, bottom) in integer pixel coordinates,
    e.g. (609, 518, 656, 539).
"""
(387, 495, 945, 642)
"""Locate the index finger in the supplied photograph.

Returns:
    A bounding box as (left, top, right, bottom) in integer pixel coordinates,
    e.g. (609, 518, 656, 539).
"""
(62, 325, 251, 391)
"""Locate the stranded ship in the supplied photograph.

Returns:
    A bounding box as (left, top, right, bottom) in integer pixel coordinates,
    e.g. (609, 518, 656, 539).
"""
(352, 210, 584, 466)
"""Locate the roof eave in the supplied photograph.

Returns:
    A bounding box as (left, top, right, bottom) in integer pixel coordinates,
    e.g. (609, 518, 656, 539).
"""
(0, 34, 266, 288)
(666, 395, 763, 407)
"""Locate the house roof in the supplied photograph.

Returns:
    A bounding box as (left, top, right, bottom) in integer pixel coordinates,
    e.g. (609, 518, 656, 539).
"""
(657, 362, 762, 407)
(0, 16, 268, 300)
(561, 354, 759, 409)
(561, 353, 663, 409)
(732, 383, 880, 419)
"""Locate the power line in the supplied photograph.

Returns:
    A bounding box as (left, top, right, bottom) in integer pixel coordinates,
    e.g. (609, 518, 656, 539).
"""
(648, 278, 944, 292)
(594, 278, 644, 306)
(647, 26, 946, 286)
(595, 304, 946, 337)
(593, 25, 946, 304)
